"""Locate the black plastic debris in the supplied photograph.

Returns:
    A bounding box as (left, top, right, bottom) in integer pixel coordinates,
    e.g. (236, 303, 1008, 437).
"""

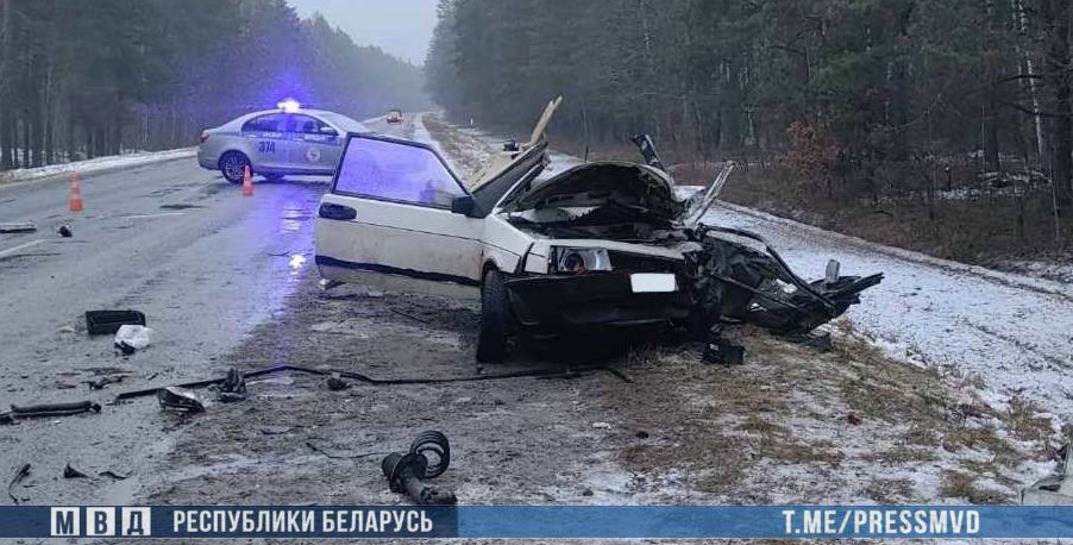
(86, 375, 126, 390)
(0, 222, 36, 233)
(381, 431, 456, 505)
(63, 464, 89, 479)
(216, 368, 247, 403)
(8, 463, 30, 504)
(58, 224, 72, 238)
(702, 338, 745, 365)
(85, 310, 146, 335)
(157, 387, 204, 413)
(99, 470, 130, 481)
(326, 373, 351, 391)
(9, 400, 101, 419)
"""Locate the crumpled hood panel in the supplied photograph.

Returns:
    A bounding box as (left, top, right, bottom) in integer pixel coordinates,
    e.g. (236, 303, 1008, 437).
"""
(506, 162, 685, 221)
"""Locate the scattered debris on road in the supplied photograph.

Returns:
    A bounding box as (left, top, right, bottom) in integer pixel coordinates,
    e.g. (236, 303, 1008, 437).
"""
(0, 222, 36, 233)
(85, 309, 146, 335)
(7, 463, 30, 504)
(215, 368, 247, 402)
(3, 400, 101, 423)
(157, 387, 205, 413)
(114, 324, 153, 354)
(326, 373, 351, 391)
(57, 224, 72, 238)
(381, 431, 456, 505)
(63, 463, 89, 479)
(85, 374, 127, 390)
(305, 441, 378, 460)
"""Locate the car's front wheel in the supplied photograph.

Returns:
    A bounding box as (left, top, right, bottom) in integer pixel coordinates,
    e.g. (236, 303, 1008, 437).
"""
(476, 269, 513, 363)
(219, 151, 250, 184)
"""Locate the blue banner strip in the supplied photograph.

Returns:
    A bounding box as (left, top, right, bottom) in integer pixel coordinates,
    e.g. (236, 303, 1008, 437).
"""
(6, 505, 1073, 539)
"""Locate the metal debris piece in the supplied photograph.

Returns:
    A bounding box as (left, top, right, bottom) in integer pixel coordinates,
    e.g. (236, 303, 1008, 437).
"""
(86, 375, 127, 390)
(9, 400, 101, 419)
(0, 222, 36, 233)
(63, 464, 89, 479)
(8, 463, 30, 504)
(58, 224, 72, 238)
(216, 368, 247, 402)
(381, 431, 456, 505)
(157, 387, 204, 413)
(326, 374, 350, 391)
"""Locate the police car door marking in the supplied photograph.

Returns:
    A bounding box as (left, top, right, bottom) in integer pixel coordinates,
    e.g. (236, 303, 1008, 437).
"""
(257, 141, 275, 153)
(306, 146, 321, 162)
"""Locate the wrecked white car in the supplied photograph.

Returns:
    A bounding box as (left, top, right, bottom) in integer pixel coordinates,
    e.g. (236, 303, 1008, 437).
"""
(315, 98, 882, 363)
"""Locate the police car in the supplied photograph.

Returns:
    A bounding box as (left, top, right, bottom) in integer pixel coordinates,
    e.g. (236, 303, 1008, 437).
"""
(197, 100, 371, 183)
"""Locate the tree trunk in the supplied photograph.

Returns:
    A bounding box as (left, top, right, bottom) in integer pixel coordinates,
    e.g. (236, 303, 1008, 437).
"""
(1044, 0, 1073, 210)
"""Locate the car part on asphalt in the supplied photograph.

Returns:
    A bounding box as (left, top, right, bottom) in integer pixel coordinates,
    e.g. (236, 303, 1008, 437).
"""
(99, 470, 130, 480)
(326, 373, 351, 391)
(58, 224, 72, 238)
(157, 387, 205, 413)
(216, 368, 247, 402)
(0, 222, 36, 233)
(114, 324, 153, 354)
(63, 463, 89, 479)
(113, 363, 631, 401)
(85, 310, 146, 335)
(381, 431, 456, 505)
(86, 375, 127, 390)
(8, 400, 101, 420)
(7, 463, 30, 504)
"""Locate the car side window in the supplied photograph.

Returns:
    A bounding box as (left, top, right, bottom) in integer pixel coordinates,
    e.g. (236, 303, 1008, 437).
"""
(241, 114, 286, 133)
(334, 137, 466, 208)
(289, 115, 329, 135)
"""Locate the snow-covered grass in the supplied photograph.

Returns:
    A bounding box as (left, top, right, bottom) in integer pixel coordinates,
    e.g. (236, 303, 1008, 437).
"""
(0, 147, 195, 187)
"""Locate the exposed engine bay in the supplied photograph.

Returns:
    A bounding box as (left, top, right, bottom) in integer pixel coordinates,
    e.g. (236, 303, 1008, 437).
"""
(499, 137, 883, 362)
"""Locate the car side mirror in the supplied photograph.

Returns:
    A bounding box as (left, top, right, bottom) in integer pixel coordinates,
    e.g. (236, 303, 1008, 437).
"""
(319, 126, 338, 136)
(450, 195, 478, 217)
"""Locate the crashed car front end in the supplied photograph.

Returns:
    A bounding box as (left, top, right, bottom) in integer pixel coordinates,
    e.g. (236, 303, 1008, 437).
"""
(505, 242, 692, 328)
(491, 158, 883, 352)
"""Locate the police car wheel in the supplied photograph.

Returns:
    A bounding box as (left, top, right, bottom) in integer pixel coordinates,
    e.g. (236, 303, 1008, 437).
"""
(220, 151, 249, 184)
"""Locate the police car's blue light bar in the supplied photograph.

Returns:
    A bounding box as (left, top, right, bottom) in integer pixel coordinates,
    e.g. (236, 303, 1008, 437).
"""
(277, 99, 301, 113)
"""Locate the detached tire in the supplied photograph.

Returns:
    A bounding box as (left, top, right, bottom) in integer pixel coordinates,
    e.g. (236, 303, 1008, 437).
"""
(219, 151, 249, 184)
(476, 269, 512, 363)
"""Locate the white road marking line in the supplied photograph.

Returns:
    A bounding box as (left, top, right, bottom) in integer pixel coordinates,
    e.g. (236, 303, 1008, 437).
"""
(123, 212, 186, 220)
(0, 239, 47, 258)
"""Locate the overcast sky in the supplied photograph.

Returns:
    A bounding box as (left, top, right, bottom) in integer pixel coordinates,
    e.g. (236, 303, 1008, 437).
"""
(288, 0, 439, 65)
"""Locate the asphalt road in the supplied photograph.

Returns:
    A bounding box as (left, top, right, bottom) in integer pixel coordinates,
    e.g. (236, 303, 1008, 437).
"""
(0, 115, 411, 504)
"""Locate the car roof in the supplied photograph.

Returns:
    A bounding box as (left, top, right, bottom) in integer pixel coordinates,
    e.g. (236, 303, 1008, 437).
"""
(222, 109, 369, 132)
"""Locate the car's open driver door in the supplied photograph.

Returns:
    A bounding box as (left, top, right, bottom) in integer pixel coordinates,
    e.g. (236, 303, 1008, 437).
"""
(315, 134, 483, 291)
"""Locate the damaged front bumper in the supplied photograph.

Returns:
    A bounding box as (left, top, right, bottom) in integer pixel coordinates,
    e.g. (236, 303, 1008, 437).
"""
(504, 272, 691, 328)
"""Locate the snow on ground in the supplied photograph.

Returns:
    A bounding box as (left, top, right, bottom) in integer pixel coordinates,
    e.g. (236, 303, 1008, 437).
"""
(416, 114, 1073, 421)
(0, 147, 195, 186)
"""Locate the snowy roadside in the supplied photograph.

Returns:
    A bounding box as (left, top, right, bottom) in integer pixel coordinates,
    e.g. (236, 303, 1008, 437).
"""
(0, 147, 195, 188)
(417, 114, 1073, 423)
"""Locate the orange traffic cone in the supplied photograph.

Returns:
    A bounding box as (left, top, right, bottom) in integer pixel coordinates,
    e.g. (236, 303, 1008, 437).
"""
(68, 173, 84, 212)
(242, 165, 254, 197)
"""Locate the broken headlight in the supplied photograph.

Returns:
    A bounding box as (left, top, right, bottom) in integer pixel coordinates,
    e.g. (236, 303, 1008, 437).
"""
(549, 247, 612, 274)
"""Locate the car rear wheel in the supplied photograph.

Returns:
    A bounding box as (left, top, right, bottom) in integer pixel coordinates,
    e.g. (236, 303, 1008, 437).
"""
(476, 269, 513, 363)
(219, 151, 249, 184)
